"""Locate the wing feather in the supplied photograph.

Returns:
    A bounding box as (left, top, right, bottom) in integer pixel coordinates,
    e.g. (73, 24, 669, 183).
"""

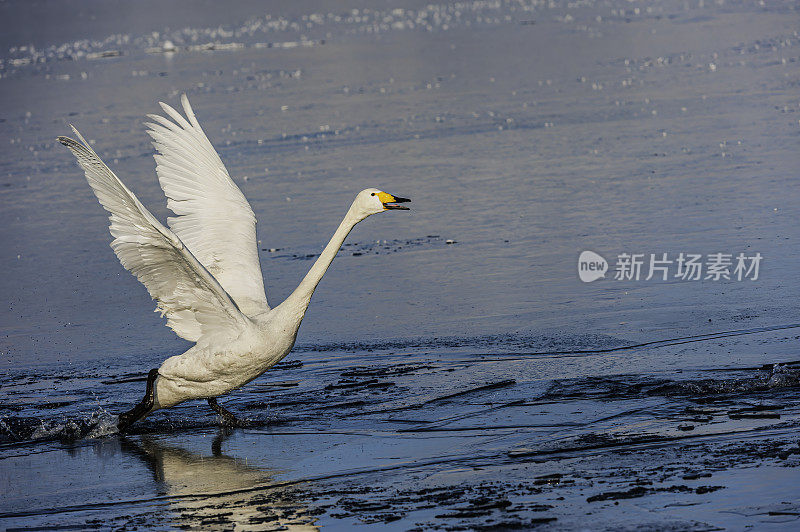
(58, 128, 251, 343)
(146, 94, 269, 316)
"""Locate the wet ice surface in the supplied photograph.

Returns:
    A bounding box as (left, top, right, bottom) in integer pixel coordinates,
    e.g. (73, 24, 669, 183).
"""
(1, 0, 800, 529)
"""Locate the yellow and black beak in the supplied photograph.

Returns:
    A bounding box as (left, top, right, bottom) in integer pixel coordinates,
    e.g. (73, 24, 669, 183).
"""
(377, 192, 411, 210)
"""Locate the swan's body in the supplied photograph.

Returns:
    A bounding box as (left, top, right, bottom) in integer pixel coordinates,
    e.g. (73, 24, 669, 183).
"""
(58, 94, 409, 428)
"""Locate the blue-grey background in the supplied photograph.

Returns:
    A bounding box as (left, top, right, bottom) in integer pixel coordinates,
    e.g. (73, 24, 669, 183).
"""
(1, 0, 799, 529)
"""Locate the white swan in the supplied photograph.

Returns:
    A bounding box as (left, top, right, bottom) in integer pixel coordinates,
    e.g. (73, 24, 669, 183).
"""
(58, 94, 410, 431)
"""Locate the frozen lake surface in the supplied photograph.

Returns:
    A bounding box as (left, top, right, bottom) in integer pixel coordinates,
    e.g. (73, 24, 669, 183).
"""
(1, 0, 799, 529)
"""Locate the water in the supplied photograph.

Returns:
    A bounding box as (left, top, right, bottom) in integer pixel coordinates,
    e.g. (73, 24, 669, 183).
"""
(1, 0, 800, 529)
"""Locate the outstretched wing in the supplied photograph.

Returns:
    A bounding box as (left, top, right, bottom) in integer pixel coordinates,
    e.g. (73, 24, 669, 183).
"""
(145, 94, 269, 316)
(59, 128, 251, 343)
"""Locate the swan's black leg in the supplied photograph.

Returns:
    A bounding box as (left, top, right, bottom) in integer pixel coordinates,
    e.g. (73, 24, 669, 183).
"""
(117, 368, 159, 432)
(212, 426, 234, 456)
(208, 397, 241, 426)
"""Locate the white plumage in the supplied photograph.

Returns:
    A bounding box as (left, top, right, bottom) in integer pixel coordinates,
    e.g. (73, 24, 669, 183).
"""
(59, 95, 410, 429)
(147, 99, 269, 317)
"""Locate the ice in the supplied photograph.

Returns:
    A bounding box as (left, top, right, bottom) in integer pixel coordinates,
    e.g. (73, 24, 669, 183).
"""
(1, 0, 799, 529)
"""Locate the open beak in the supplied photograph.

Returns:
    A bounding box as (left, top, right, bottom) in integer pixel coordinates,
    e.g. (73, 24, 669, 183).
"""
(379, 192, 411, 210)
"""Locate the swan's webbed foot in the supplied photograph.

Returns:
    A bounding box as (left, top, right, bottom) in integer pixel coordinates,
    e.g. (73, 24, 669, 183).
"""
(117, 368, 159, 433)
(208, 397, 243, 427)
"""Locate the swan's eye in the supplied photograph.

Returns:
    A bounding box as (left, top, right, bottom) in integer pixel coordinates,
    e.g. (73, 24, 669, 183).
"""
(371, 192, 376, 196)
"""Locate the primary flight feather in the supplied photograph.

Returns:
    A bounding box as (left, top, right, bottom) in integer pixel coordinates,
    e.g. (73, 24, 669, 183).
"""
(58, 94, 410, 430)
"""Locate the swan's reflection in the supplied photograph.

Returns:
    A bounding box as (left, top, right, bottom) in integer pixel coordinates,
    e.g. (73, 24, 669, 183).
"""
(121, 431, 318, 530)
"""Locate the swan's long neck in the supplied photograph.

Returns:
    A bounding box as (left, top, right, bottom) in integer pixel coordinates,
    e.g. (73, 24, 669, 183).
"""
(282, 208, 360, 316)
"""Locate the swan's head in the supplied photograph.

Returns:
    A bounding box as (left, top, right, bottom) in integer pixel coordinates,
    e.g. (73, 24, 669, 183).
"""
(351, 188, 411, 219)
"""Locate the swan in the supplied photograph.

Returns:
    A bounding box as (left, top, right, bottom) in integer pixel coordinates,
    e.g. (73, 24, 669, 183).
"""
(58, 94, 410, 431)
